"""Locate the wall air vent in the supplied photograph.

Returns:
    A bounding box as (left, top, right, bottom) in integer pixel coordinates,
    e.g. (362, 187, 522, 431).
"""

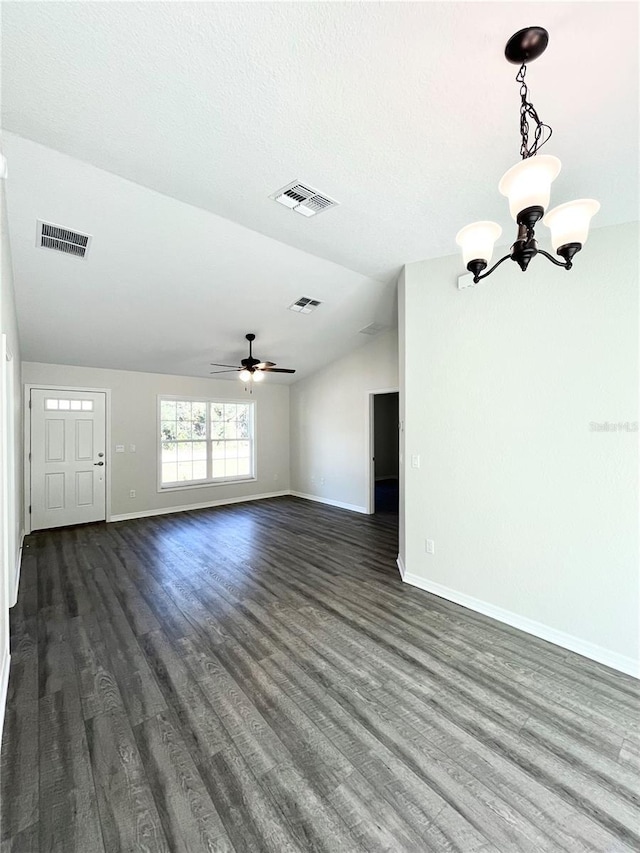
(36, 220, 92, 258)
(359, 322, 389, 336)
(288, 297, 322, 314)
(271, 181, 338, 218)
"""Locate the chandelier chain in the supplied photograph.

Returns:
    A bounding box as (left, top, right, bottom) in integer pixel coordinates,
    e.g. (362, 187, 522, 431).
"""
(516, 63, 553, 159)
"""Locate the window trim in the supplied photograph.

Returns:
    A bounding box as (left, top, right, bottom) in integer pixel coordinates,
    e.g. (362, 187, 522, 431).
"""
(157, 394, 257, 492)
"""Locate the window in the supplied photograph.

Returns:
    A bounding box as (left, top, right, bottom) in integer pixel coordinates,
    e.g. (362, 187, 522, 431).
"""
(46, 398, 93, 411)
(159, 397, 255, 488)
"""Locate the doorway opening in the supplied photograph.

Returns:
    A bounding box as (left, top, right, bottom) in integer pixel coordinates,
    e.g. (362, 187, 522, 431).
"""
(368, 390, 399, 514)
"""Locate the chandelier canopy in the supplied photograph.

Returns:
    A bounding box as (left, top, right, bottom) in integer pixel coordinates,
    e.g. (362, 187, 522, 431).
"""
(456, 27, 600, 284)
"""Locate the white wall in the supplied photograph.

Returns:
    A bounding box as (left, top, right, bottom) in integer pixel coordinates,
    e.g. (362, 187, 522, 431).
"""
(290, 329, 398, 512)
(1, 156, 24, 735)
(22, 362, 290, 520)
(401, 222, 639, 675)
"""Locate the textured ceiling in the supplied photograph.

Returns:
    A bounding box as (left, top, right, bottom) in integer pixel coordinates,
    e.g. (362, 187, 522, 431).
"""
(2, 2, 637, 285)
(1, 2, 637, 380)
(3, 134, 393, 381)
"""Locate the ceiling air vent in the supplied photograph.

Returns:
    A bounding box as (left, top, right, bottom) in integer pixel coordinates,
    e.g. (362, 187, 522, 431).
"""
(288, 297, 322, 314)
(271, 181, 338, 218)
(36, 220, 92, 258)
(359, 322, 389, 336)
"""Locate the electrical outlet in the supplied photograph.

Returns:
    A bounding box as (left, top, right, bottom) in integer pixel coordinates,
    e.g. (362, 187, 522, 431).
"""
(274, 473, 279, 481)
(320, 477, 325, 485)
(311, 475, 316, 484)
(411, 454, 420, 469)
(425, 539, 435, 554)
(129, 490, 136, 499)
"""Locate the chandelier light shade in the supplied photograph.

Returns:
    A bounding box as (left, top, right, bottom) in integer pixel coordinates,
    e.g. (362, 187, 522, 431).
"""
(456, 27, 599, 285)
(239, 369, 252, 381)
(456, 221, 502, 267)
(543, 199, 601, 252)
(498, 155, 561, 221)
(252, 370, 264, 382)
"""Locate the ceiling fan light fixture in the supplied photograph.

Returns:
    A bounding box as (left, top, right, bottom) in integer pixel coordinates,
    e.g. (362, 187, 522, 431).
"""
(215, 334, 296, 386)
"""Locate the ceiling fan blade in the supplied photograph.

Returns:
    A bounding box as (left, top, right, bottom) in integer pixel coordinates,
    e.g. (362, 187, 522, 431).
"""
(210, 369, 240, 374)
(259, 367, 296, 374)
(210, 362, 241, 368)
(256, 361, 276, 369)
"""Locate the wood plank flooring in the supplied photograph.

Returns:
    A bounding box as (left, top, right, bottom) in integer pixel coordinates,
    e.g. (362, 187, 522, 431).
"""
(2, 495, 639, 852)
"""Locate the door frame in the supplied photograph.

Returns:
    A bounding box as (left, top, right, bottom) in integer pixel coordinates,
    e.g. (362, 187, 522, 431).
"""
(24, 384, 112, 534)
(2, 336, 18, 606)
(365, 386, 399, 515)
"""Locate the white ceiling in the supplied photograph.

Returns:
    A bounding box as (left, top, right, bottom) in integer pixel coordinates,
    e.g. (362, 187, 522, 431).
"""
(1, 2, 638, 378)
(3, 134, 394, 381)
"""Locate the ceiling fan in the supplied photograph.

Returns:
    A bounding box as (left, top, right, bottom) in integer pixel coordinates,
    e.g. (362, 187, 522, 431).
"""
(210, 333, 296, 383)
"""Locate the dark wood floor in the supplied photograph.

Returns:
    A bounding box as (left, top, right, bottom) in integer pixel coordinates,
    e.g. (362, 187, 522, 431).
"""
(2, 497, 639, 852)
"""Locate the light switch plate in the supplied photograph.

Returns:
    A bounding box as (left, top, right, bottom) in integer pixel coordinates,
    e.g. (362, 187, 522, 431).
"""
(115, 445, 125, 453)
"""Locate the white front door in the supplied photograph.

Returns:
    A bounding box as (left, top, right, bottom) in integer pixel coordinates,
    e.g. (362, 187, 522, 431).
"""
(30, 389, 107, 530)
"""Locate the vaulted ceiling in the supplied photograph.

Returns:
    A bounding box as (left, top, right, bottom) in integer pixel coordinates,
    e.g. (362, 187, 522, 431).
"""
(1, 2, 637, 378)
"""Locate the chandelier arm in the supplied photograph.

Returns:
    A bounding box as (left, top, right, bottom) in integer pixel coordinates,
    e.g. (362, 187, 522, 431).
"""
(472, 252, 512, 283)
(537, 248, 573, 270)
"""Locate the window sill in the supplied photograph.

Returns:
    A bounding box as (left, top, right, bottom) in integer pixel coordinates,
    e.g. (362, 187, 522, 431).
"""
(158, 476, 257, 494)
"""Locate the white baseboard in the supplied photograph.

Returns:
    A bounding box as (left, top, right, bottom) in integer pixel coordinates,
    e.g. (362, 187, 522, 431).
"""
(402, 571, 639, 679)
(111, 489, 371, 523)
(290, 491, 368, 515)
(109, 490, 291, 523)
(0, 648, 10, 744)
(10, 530, 25, 608)
(396, 554, 406, 579)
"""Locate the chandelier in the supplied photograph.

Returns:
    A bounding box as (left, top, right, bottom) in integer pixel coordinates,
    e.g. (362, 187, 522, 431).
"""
(456, 27, 600, 284)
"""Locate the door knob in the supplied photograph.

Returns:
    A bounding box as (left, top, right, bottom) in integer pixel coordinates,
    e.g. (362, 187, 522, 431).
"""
(94, 461, 104, 466)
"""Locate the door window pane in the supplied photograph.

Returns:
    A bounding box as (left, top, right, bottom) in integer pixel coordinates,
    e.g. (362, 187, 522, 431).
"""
(45, 398, 94, 411)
